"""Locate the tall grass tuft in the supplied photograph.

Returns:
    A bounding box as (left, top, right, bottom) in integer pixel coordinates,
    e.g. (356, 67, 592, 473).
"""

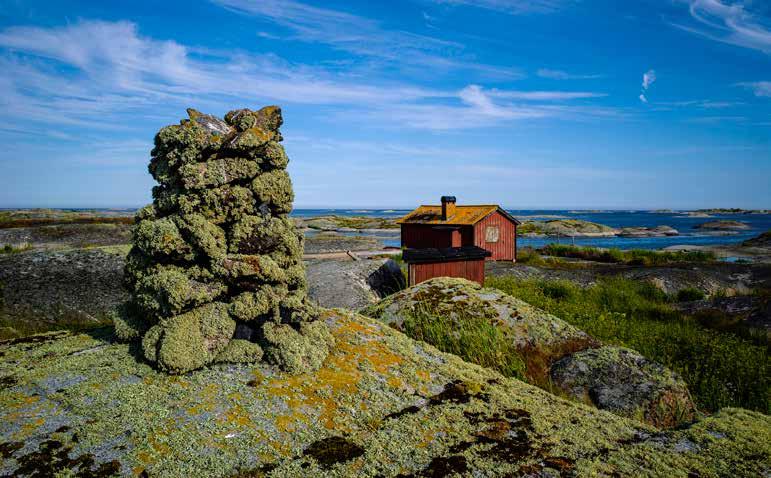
(401, 306, 526, 380)
(486, 275, 769, 413)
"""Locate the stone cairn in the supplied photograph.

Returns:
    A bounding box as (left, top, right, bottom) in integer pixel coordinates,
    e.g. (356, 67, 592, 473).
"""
(112, 106, 333, 374)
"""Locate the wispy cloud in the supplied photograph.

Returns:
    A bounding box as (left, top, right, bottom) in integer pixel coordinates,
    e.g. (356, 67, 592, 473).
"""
(0, 19, 616, 134)
(211, 0, 520, 78)
(671, 0, 771, 54)
(431, 0, 572, 14)
(0, 20, 446, 129)
(650, 99, 743, 110)
(639, 69, 656, 103)
(739, 81, 771, 97)
(489, 89, 606, 100)
(536, 68, 602, 80)
(642, 70, 656, 90)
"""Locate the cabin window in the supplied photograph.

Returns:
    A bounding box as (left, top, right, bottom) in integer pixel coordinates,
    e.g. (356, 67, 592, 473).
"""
(485, 225, 499, 243)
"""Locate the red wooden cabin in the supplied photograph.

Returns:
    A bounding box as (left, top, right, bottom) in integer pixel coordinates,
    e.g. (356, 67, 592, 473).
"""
(398, 196, 520, 261)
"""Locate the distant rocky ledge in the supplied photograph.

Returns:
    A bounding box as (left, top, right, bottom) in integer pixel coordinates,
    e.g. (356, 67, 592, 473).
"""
(694, 220, 750, 231)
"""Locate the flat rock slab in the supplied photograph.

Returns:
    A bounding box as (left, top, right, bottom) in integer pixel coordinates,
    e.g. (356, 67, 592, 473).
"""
(1, 312, 769, 477)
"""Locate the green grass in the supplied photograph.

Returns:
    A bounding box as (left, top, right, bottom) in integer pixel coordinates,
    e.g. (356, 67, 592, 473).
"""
(400, 305, 526, 380)
(1, 243, 32, 254)
(541, 244, 716, 266)
(486, 275, 769, 413)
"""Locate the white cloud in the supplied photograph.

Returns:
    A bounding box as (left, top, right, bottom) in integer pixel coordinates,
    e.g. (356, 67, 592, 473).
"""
(211, 0, 521, 79)
(672, 0, 771, 54)
(489, 89, 606, 100)
(642, 69, 656, 90)
(536, 68, 602, 80)
(432, 0, 572, 14)
(0, 19, 617, 134)
(739, 81, 771, 97)
(639, 69, 656, 103)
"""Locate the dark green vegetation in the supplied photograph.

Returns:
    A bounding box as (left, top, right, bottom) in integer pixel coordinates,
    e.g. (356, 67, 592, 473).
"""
(0, 243, 31, 254)
(541, 244, 716, 265)
(676, 287, 707, 302)
(401, 306, 526, 379)
(486, 275, 769, 413)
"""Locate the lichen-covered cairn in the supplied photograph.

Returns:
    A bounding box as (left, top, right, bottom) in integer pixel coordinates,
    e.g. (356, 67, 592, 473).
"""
(112, 106, 331, 374)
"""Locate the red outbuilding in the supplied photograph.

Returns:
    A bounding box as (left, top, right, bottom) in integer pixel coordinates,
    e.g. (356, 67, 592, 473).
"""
(397, 196, 520, 286)
(397, 196, 520, 261)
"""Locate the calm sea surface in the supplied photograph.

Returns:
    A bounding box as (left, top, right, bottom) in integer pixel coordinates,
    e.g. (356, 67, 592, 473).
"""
(291, 209, 771, 250)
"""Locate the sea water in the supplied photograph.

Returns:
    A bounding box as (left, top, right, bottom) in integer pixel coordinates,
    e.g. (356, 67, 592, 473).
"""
(291, 209, 771, 250)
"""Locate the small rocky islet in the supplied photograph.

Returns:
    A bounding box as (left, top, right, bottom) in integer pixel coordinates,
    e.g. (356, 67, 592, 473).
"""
(0, 107, 769, 477)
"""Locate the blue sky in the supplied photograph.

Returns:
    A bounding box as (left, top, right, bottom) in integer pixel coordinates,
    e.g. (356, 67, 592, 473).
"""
(0, 0, 769, 209)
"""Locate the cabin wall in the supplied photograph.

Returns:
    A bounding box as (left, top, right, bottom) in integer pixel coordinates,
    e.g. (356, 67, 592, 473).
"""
(400, 224, 453, 249)
(473, 211, 516, 261)
(408, 259, 486, 286)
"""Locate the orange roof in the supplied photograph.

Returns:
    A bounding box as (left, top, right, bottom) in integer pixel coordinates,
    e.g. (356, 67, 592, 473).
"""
(397, 205, 519, 226)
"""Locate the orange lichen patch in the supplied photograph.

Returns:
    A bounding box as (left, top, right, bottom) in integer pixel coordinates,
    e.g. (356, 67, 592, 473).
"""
(264, 315, 407, 431)
(416, 428, 441, 449)
(275, 414, 301, 433)
(416, 370, 431, 381)
(136, 451, 153, 465)
(188, 383, 220, 415)
(168, 376, 190, 389)
(21, 417, 46, 434)
(387, 376, 403, 389)
(148, 435, 172, 455)
(4, 392, 41, 410)
(223, 404, 253, 428)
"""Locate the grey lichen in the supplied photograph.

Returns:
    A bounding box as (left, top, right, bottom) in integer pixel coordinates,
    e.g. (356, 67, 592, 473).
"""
(114, 106, 328, 374)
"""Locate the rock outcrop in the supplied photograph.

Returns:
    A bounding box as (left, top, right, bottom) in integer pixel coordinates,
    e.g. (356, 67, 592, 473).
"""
(362, 278, 698, 427)
(550, 346, 697, 428)
(1, 313, 768, 477)
(306, 258, 405, 310)
(618, 225, 679, 237)
(362, 277, 598, 383)
(695, 220, 750, 230)
(531, 219, 618, 237)
(112, 107, 331, 374)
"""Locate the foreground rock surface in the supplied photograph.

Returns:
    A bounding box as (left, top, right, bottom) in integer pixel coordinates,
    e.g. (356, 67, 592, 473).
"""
(1, 311, 769, 477)
(550, 346, 697, 428)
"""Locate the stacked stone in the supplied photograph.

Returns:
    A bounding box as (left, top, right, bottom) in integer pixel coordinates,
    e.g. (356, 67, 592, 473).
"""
(112, 106, 333, 375)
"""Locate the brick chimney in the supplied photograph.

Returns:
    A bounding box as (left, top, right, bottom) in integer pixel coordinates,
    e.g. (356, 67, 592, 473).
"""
(441, 196, 456, 220)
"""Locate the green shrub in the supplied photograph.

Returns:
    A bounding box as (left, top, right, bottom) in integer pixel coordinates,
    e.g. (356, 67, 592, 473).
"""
(486, 275, 769, 413)
(0, 243, 32, 254)
(516, 247, 546, 265)
(676, 288, 707, 302)
(401, 306, 526, 380)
